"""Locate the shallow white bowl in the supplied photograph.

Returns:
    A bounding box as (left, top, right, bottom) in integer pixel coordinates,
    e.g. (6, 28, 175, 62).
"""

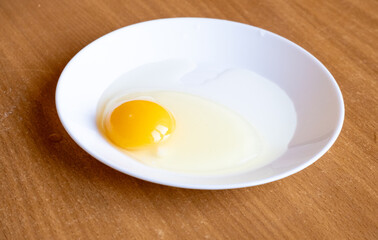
(56, 18, 344, 189)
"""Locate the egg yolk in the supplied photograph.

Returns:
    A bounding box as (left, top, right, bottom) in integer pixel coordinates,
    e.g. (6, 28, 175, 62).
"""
(104, 100, 175, 150)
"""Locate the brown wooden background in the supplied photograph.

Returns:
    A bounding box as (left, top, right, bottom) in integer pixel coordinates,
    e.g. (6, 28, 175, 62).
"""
(0, 0, 377, 239)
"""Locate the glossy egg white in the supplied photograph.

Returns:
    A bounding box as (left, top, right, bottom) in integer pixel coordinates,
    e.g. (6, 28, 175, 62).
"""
(97, 60, 297, 175)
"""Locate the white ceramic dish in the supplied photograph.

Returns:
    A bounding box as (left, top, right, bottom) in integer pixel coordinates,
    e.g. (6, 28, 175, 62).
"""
(56, 18, 344, 189)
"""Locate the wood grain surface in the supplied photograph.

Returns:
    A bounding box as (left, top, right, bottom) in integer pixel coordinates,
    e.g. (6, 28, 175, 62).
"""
(0, 0, 377, 239)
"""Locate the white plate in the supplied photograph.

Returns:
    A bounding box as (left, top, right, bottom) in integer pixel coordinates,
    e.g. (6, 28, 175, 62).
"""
(56, 18, 344, 189)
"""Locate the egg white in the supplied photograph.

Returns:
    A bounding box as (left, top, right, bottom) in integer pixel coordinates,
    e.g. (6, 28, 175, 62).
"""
(97, 59, 297, 175)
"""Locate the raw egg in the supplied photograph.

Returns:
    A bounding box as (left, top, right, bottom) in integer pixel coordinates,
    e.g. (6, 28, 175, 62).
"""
(97, 59, 297, 175)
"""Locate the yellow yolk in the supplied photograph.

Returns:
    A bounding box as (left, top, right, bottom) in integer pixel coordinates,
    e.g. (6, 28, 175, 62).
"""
(104, 100, 175, 150)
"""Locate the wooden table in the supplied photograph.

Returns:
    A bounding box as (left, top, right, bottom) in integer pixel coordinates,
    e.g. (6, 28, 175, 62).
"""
(0, 0, 377, 239)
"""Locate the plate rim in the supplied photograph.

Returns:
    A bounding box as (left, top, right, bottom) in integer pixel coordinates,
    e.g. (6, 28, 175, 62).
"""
(55, 17, 345, 190)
